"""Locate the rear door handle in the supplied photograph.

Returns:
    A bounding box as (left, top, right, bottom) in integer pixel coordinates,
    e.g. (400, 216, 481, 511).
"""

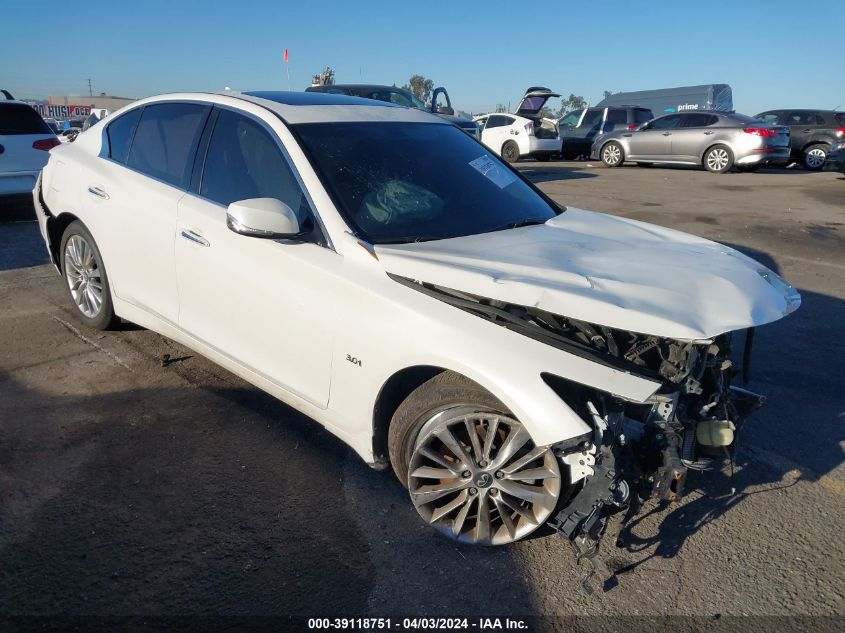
(661, 132, 672, 136)
(87, 186, 109, 199)
(704, 131, 715, 135)
(802, 128, 812, 133)
(180, 229, 210, 247)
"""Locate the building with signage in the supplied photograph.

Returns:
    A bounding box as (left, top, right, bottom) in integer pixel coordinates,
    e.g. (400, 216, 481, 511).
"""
(45, 93, 136, 117)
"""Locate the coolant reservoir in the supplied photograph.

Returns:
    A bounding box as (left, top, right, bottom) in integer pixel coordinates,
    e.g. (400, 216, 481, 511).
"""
(696, 419, 735, 447)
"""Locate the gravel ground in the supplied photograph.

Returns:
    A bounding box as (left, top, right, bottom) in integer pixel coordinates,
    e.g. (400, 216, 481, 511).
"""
(1, 164, 842, 631)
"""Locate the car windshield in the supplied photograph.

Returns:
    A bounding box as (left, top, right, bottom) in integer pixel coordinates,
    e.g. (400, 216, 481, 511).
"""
(293, 122, 559, 244)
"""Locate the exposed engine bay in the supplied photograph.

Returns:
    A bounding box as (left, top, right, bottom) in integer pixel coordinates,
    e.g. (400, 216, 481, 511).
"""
(396, 277, 767, 591)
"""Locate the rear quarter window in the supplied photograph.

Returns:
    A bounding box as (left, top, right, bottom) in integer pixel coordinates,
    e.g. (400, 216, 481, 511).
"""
(127, 103, 209, 188)
(0, 104, 53, 135)
(106, 108, 143, 164)
(836, 113, 845, 126)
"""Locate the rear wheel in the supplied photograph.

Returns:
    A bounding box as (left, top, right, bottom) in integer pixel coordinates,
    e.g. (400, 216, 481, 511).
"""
(704, 144, 733, 173)
(60, 220, 117, 330)
(803, 144, 827, 170)
(388, 372, 563, 545)
(601, 142, 624, 167)
(501, 141, 520, 164)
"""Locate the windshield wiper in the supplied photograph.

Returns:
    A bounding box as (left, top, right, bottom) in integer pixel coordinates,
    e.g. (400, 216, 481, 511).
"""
(486, 217, 549, 233)
(376, 235, 445, 245)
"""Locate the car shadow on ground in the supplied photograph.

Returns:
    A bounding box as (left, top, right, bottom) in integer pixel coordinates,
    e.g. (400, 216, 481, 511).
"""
(516, 163, 597, 184)
(611, 243, 844, 576)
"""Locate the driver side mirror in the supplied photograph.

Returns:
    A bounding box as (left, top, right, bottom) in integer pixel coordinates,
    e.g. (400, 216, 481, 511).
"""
(226, 198, 305, 240)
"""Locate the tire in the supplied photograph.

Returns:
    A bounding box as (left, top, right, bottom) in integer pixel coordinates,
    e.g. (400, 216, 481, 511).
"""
(601, 141, 624, 167)
(388, 371, 563, 545)
(501, 141, 520, 164)
(703, 144, 734, 173)
(60, 220, 117, 330)
(534, 154, 551, 162)
(803, 144, 827, 171)
(736, 164, 761, 173)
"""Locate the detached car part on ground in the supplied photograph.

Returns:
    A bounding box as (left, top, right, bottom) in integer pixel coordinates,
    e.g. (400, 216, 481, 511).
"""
(34, 91, 801, 591)
(592, 111, 790, 173)
(474, 87, 561, 163)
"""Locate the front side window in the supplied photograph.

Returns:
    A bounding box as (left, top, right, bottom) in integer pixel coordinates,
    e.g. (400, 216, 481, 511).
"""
(200, 109, 310, 225)
(127, 103, 209, 187)
(648, 114, 681, 130)
(756, 112, 780, 124)
(293, 122, 559, 244)
(559, 110, 582, 127)
(578, 109, 603, 129)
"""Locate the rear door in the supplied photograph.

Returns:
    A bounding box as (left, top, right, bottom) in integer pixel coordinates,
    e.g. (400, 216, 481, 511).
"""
(671, 113, 720, 161)
(784, 111, 824, 153)
(87, 102, 210, 324)
(0, 103, 57, 183)
(480, 115, 515, 155)
(626, 114, 681, 160)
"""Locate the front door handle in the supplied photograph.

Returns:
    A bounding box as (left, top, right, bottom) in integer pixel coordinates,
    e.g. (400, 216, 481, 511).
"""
(87, 186, 109, 199)
(802, 128, 812, 133)
(704, 130, 715, 135)
(180, 229, 210, 247)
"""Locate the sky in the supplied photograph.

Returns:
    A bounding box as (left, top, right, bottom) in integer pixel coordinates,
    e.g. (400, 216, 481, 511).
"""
(2, 0, 842, 116)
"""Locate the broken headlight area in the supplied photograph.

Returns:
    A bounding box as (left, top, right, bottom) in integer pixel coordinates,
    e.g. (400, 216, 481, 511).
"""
(395, 277, 766, 590)
(543, 337, 765, 592)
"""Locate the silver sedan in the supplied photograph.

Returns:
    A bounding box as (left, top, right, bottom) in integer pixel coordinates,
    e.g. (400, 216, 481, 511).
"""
(591, 111, 790, 173)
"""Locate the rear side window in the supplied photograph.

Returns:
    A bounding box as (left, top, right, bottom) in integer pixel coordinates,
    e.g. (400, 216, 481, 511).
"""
(486, 115, 510, 128)
(606, 109, 628, 125)
(0, 104, 53, 135)
(200, 110, 309, 223)
(785, 112, 821, 126)
(634, 109, 653, 123)
(682, 113, 718, 127)
(127, 103, 209, 187)
(106, 108, 142, 163)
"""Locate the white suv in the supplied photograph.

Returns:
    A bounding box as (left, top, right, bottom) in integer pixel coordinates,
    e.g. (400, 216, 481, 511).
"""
(34, 91, 799, 566)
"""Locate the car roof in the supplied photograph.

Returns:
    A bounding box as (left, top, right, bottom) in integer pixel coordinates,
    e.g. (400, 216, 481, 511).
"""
(119, 91, 446, 125)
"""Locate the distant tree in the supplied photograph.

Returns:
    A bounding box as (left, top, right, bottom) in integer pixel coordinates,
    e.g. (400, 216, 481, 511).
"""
(538, 106, 555, 119)
(555, 94, 587, 117)
(494, 103, 507, 113)
(602, 90, 615, 99)
(311, 67, 335, 86)
(402, 75, 434, 103)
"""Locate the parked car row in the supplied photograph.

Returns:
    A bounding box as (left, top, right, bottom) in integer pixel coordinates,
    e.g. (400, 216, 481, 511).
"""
(468, 89, 843, 174)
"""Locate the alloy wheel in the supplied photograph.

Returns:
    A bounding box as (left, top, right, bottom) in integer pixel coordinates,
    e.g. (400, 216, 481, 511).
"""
(602, 144, 622, 166)
(408, 407, 562, 545)
(806, 148, 826, 169)
(64, 234, 103, 318)
(706, 148, 730, 171)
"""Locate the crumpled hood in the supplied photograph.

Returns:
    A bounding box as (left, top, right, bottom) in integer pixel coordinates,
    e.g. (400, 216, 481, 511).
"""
(374, 208, 801, 340)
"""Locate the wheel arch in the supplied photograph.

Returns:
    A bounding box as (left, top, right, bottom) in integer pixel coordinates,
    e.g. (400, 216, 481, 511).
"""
(371, 365, 447, 466)
(701, 141, 733, 164)
(801, 140, 830, 153)
(47, 211, 83, 270)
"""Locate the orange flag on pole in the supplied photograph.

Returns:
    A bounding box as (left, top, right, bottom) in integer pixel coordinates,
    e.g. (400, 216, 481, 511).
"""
(283, 49, 289, 63)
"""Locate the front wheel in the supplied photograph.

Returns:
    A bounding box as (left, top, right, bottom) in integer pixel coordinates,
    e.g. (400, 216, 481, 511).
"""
(803, 144, 827, 170)
(501, 141, 520, 164)
(388, 372, 563, 545)
(601, 142, 624, 167)
(704, 144, 734, 173)
(60, 220, 117, 330)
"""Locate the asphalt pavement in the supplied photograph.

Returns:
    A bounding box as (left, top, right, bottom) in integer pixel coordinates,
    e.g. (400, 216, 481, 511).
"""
(1, 163, 843, 631)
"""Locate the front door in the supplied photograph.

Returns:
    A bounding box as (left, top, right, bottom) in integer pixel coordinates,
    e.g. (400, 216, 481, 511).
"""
(175, 108, 341, 407)
(627, 114, 681, 161)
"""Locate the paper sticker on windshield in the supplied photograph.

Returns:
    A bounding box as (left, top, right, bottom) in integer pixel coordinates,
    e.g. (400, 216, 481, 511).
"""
(469, 155, 517, 189)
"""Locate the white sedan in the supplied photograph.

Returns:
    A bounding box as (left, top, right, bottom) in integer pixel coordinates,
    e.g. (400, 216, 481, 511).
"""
(34, 91, 799, 562)
(473, 87, 562, 163)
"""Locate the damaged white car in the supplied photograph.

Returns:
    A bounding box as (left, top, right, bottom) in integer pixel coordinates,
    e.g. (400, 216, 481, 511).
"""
(34, 91, 800, 583)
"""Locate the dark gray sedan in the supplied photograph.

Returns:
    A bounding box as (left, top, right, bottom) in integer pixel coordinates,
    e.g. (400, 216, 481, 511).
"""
(591, 111, 790, 173)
